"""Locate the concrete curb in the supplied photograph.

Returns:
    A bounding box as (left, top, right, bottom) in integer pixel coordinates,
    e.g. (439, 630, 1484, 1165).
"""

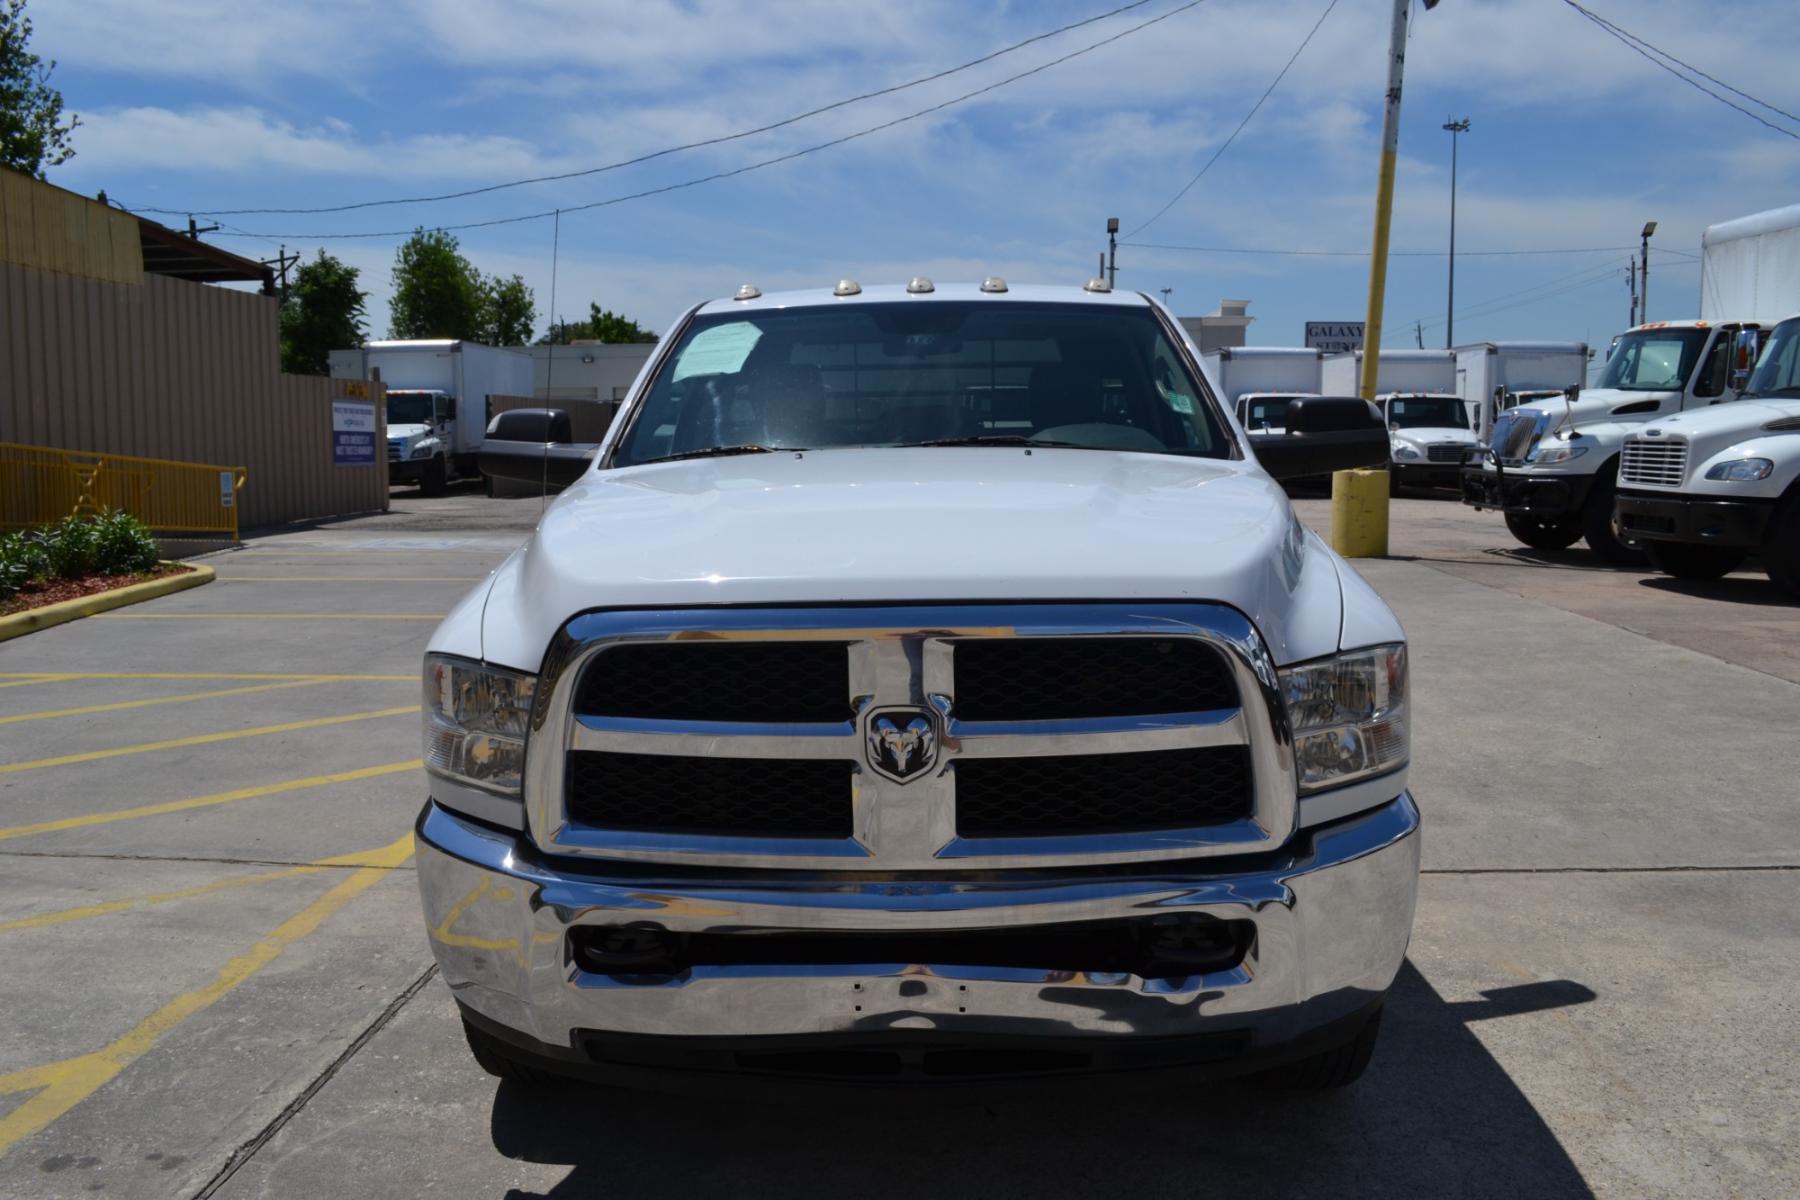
(0, 563, 215, 643)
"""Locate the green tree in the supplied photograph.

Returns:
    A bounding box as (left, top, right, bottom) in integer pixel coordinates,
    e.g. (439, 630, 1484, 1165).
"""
(280, 251, 367, 375)
(389, 228, 483, 340)
(480, 273, 536, 346)
(536, 302, 658, 345)
(0, 0, 80, 178)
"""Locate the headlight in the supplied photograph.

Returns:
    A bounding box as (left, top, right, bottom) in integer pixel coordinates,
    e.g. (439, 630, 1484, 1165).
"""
(1703, 458, 1773, 481)
(1280, 644, 1408, 794)
(410, 443, 435, 459)
(423, 654, 536, 796)
(1530, 443, 1589, 465)
(1392, 446, 1421, 461)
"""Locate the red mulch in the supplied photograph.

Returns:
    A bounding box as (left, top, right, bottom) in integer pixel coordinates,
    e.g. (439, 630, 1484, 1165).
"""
(0, 564, 194, 618)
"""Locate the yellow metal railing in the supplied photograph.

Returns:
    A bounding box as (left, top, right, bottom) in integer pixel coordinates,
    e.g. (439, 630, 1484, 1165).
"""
(0, 443, 245, 540)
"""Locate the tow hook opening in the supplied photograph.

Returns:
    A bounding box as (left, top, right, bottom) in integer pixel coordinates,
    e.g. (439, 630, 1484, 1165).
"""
(567, 915, 1255, 984)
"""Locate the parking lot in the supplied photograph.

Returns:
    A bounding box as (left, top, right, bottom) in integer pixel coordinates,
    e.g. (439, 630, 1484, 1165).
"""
(2, 489, 1797, 1199)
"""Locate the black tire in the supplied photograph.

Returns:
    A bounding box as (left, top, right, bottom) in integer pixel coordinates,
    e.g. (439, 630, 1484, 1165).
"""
(1643, 541, 1746, 581)
(1504, 512, 1581, 550)
(462, 1016, 570, 1088)
(1388, 470, 1404, 497)
(421, 455, 448, 497)
(1579, 472, 1645, 565)
(1257, 1007, 1383, 1091)
(1765, 495, 1800, 599)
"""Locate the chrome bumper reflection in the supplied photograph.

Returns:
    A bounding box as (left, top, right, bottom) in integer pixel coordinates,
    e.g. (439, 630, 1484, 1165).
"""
(416, 793, 1420, 1052)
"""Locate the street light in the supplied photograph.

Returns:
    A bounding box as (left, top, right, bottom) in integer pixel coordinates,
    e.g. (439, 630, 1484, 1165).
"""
(1640, 220, 1658, 324)
(1107, 217, 1119, 287)
(1442, 117, 1470, 348)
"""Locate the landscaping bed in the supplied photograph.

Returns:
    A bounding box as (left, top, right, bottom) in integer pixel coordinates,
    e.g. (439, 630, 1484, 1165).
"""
(0, 561, 194, 617)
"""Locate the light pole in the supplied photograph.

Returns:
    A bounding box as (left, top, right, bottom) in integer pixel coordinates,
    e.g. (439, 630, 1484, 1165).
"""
(1160, 287, 1173, 307)
(1442, 117, 1470, 348)
(1639, 220, 1657, 323)
(1107, 217, 1119, 287)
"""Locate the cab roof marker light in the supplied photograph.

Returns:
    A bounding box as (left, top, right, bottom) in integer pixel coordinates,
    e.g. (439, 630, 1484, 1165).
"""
(906, 276, 935, 294)
(1084, 278, 1112, 294)
(833, 279, 862, 297)
(733, 283, 761, 301)
(980, 276, 1008, 293)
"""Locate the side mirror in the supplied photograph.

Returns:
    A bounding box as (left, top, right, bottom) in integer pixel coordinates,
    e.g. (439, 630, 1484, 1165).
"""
(1248, 396, 1389, 481)
(1729, 327, 1761, 392)
(480, 407, 595, 490)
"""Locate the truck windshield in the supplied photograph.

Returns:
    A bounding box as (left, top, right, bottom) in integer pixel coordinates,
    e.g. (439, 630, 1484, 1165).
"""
(1743, 319, 1800, 399)
(612, 301, 1229, 467)
(387, 393, 437, 425)
(1595, 329, 1709, 391)
(1385, 395, 1468, 429)
(1240, 396, 1296, 428)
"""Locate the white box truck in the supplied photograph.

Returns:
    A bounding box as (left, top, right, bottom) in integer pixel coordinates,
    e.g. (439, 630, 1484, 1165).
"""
(1200, 347, 1323, 432)
(1455, 341, 1589, 441)
(1701, 202, 1800, 324)
(331, 340, 534, 493)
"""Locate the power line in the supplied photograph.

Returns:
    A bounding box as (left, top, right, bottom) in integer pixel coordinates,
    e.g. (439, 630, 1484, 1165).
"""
(131, 0, 1162, 219)
(1124, 242, 1639, 257)
(199, 0, 1211, 243)
(1123, 0, 1338, 239)
(1561, 0, 1800, 141)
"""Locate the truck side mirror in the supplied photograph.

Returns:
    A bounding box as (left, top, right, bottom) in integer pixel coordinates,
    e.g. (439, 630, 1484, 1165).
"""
(1730, 328, 1761, 392)
(1248, 397, 1389, 482)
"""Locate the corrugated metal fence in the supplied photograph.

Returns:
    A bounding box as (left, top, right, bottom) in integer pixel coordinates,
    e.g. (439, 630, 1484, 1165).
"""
(0, 260, 389, 531)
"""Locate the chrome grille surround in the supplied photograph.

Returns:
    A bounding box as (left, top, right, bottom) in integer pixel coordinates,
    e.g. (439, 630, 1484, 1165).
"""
(523, 604, 1296, 870)
(1492, 408, 1550, 465)
(1425, 443, 1468, 463)
(1619, 435, 1689, 488)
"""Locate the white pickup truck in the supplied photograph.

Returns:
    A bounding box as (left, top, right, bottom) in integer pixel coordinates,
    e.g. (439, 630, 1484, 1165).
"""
(1616, 314, 1800, 593)
(1462, 319, 1765, 562)
(414, 280, 1418, 1091)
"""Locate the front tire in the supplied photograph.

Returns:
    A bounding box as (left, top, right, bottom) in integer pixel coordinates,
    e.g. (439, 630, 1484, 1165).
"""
(1765, 495, 1800, 599)
(462, 1016, 569, 1088)
(1504, 512, 1581, 550)
(1644, 541, 1746, 581)
(421, 455, 449, 497)
(1257, 1006, 1383, 1091)
(1580, 473, 1645, 565)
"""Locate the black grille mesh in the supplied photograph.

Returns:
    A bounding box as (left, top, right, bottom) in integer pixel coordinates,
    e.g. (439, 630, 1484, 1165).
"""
(566, 751, 853, 838)
(955, 746, 1250, 837)
(952, 637, 1237, 721)
(576, 641, 850, 723)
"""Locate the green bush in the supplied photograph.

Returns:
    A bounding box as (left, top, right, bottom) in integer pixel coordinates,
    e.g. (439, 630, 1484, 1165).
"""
(0, 510, 161, 600)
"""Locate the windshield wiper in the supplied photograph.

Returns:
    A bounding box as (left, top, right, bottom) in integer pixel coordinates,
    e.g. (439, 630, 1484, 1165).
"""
(899, 435, 1096, 450)
(641, 443, 796, 464)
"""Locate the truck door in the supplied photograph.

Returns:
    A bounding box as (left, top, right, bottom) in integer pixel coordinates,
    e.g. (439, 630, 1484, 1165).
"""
(1688, 326, 1764, 407)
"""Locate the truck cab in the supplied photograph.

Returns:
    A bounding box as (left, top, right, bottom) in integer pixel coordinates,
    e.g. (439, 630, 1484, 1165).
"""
(386, 389, 456, 494)
(1616, 315, 1800, 593)
(1462, 320, 1765, 562)
(415, 280, 1417, 1093)
(1235, 391, 1319, 434)
(1382, 392, 1478, 491)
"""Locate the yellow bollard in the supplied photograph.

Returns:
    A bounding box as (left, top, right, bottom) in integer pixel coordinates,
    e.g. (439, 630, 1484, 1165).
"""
(1330, 468, 1390, 558)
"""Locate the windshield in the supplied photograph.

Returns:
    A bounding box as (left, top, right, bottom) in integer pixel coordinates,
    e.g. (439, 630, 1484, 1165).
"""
(612, 301, 1229, 467)
(1744, 319, 1800, 399)
(1595, 329, 1709, 391)
(1239, 396, 1299, 429)
(1385, 395, 1469, 430)
(387, 392, 437, 426)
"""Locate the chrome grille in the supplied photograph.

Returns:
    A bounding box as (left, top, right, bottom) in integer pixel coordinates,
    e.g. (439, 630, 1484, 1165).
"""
(1426, 443, 1467, 464)
(387, 441, 403, 462)
(526, 604, 1294, 870)
(1494, 410, 1544, 465)
(1619, 437, 1688, 487)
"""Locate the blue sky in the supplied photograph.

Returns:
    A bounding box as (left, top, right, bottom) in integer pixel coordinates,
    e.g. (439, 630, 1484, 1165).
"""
(32, 0, 1800, 356)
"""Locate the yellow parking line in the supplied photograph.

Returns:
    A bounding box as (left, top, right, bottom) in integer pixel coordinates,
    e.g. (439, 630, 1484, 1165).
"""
(218, 576, 481, 582)
(0, 672, 414, 682)
(91, 613, 446, 621)
(0, 833, 415, 1156)
(0, 842, 409, 934)
(0, 759, 420, 842)
(0, 707, 420, 775)
(0, 676, 71, 689)
(0, 679, 326, 727)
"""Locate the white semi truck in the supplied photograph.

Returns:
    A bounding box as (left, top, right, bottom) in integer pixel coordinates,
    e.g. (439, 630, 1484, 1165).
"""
(1200, 346, 1323, 433)
(331, 340, 534, 493)
(1454, 341, 1589, 441)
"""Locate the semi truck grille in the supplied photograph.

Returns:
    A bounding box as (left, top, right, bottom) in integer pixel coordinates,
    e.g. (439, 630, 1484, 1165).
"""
(387, 442, 402, 462)
(1494, 411, 1542, 464)
(566, 751, 854, 838)
(955, 746, 1250, 837)
(536, 604, 1295, 869)
(1619, 438, 1688, 487)
(1426, 444, 1467, 463)
(951, 637, 1236, 720)
(576, 641, 851, 723)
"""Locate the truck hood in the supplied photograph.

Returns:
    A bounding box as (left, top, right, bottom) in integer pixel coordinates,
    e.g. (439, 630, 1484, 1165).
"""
(1637, 398, 1800, 440)
(470, 447, 1359, 671)
(1550, 387, 1682, 430)
(1392, 427, 1478, 450)
(387, 422, 432, 442)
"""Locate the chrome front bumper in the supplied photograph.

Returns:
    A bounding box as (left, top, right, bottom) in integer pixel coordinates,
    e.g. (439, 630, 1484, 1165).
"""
(416, 793, 1420, 1061)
